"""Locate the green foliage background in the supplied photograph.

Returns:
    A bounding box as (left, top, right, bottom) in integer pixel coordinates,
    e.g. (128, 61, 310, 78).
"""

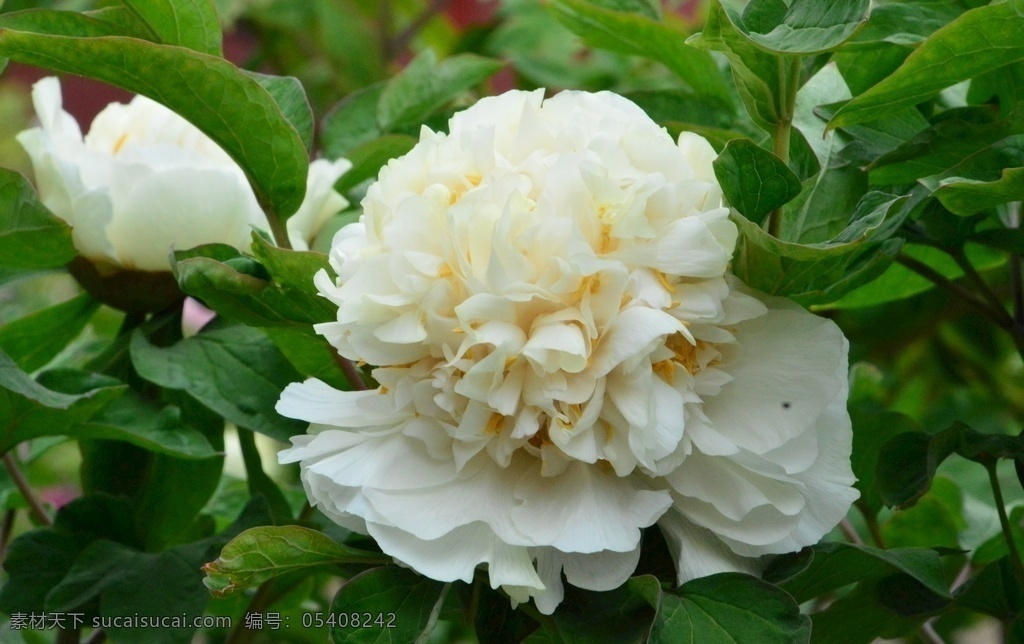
(1, 0, 1023, 642)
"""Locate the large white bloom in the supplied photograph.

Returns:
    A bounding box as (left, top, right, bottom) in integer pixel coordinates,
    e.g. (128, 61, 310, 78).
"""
(18, 77, 350, 272)
(278, 89, 858, 613)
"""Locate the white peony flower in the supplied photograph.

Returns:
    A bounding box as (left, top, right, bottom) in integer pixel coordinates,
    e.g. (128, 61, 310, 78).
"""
(17, 77, 351, 273)
(277, 89, 858, 614)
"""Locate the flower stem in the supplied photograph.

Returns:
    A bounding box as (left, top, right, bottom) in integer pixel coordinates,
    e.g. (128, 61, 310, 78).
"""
(896, 253, 1015, 332)
(767, 57, 800, 239)
(985, 460, 1024, 586)
(838, 517, 864, 545)
(2, 453, 51, 526)
(855, 500, 887, 549)
(390, 0, 449, 58)
(331, 346, 370, 391)
(0, 508, 15, 564)
(1008, 202, 1024, 327)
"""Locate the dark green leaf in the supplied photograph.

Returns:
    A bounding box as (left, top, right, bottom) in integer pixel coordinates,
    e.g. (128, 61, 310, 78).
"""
(927, 168, 1024, 216)
(956, 556, 1024, 618)
(243, 71, 314, 153)
(718, 0, 870, 55)
(122, 0, 222, 55)
(0, 354, 125, 456)
(548, 0, 732, 101)
(474, 582, 540, 643)
(830, 1, 1024, 129)
(173, 241, 335, 329)
(0, 26, 308, 218)
(877, 421, 1024, 509)
(329, 566, 448, 644)
(731, 192, 907, 304)
(689, 1, 794, 130)
(377, 50, 503, 132)
(869, 110, 1024, 186)
(651, 573, 810, 643)
(265, 327, 349, 389)
(765, 542, 952, 604)
(129, 322, 305, 441)
(881, 476, 966, 549)
(825, 242, 1004, 309)
(540, 574, 658, 643)
(236, 427, 292, 525)
(0, 8, 131, 38)
(0, 529, 86, 614)
(203, 525, 384, 597)
(0, 293, 98, 372)
(0, 167, 75, 269)
(849, 0, 965, 47)
(713, 138, 801, 224)
(850, 411, 923, 514)
(73, 390, 218, 460)
(335, 134, 417, 195)
(810, 577, 934, 644)
(321, 83, 386, 160)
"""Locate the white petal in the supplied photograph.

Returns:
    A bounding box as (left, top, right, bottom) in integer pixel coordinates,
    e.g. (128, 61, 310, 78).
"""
(512, 461, 671, 553)
(658, 509, 761, 584)
(700, 297, 847, 453)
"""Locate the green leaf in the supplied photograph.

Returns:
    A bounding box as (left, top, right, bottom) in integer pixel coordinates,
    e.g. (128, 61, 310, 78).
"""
(265, 327, 349, 389)
(825, 242, 1004, 309)
(0, 354, 125, 456)
(236, 428, 292, 525)
(335, 134, 417, 195)
(0, 168, 75, 269)
(329, 566, 448, 644)
(535, 574, 658, 642)
(0, 529, 87, 614)
(122, 0, 223, 55)
(0, 293, 98, 372)
(882, 476, 966, 549)
(764, 542, 953, 604)
(713, 138, 801, 224)
(129, 321, 305, 441)
(243, 71, 314, 153)
(829, 1, 1024, 130)
(173, 241, 335, 329)
(649, 573, 810, 643)
(548, 0, 732, 101)
(849, 0, 965, 47)
(731, 192, 907, 304)
(971, 228, 1024, 255)
(377, 50, 503, 132)
(249, 233, 335, 318)
(717, 0, 870, 55)
(956, 556, 1024, 618)
(877, 421, 1024, 510)
(71, 389, 218, 460)
(809, 577, 936, 644)
(689, 1, 796, 131)
(203, 525, 384, 597)
(474, 583, 541, 643)
(0, 26, 308, 218)
(869, 110, 1024, 186)
(792, 63, 851, 171)
(928, 168, 1024, 217)
(321, 83, 386, 160)
(0, 8, 133, 38)
(850, 411, 924, 514)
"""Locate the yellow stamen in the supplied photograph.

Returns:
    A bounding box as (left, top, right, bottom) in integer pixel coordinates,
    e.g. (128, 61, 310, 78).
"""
(655, 270, 676, 293)
(112, 133, 130, 155)
(652, 359, 676, 384)
(485, 413, 505, 435)
(528, 425, 552, 447)
(438, 264, 452, 278)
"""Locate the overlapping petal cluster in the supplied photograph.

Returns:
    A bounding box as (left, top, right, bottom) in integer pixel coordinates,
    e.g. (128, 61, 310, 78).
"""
(18, 77, 349, 273)
(278, 89, 858, 613)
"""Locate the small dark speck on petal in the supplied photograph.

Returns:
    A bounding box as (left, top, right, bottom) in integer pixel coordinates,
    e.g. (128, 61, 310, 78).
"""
(782, 402, 791, 409)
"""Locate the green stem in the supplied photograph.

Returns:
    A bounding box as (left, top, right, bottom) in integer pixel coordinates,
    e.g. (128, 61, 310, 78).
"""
(224, 582, 276, 644)
(767, 57, 800, 239)
(264, 204, 293, 251)
(331, 346, 370, 391)
(855, 500, 887, 548)
(0, 508, 15, 564)
(950, 249, 1015, 329)
(2, 453, 51, 526)
(1008, 202, 1023, 326)
(838, 518, 864, 545)
(390, 0, 449, 59)
(896, 253, 1015, 332)
(985, 460, 1024, 586)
